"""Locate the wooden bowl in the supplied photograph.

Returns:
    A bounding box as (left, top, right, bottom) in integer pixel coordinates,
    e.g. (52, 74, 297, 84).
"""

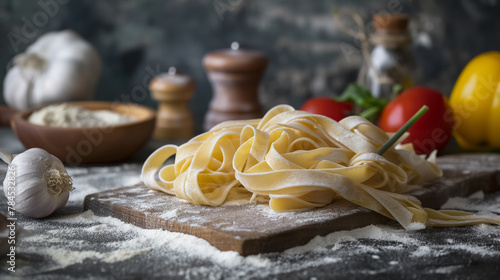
(11, 101, 156, 165)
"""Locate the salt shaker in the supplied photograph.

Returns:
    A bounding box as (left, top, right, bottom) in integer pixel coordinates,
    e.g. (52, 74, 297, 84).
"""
(359, 14, 416, 100)
(203, 42, 268, 131)
(149, 67, 195, 139)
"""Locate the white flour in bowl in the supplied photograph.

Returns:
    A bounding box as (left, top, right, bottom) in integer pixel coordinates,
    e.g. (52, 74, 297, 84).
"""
(28, 103, 134, 127)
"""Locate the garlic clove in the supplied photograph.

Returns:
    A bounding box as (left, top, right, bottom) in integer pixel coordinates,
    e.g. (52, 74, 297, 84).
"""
(2, 147, 74, 218)
(15, 182, 59, 218)
(54, 191, 71, 211)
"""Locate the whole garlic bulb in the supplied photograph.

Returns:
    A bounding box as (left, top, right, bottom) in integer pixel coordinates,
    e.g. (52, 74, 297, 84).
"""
(2, 148, 74, 218)
(3, 30, 101, 110)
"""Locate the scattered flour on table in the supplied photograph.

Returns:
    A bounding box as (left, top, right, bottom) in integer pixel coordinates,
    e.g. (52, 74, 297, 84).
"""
(66, 164, 142, 203)
(19, 189, 500, 272)
(21, 210, 271, 270)
(5, 162, 500, 278)
(441, 191, 500, 214)
(285, 224, 418, 255)
(16, 207, 500, 276)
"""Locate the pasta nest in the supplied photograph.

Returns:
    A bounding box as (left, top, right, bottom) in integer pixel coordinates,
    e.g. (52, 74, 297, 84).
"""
(142, 105, 500, 230)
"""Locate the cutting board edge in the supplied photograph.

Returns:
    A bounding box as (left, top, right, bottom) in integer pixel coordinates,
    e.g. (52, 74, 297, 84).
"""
(238, 211, 392, 255)
(416, 170, 500, 209)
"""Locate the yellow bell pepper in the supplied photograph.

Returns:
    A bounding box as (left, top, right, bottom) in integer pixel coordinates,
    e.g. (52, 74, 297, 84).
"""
(449, 51, 500, 151)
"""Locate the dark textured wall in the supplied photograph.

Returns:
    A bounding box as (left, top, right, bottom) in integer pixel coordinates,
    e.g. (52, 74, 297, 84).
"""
(1, 0, 499, 132)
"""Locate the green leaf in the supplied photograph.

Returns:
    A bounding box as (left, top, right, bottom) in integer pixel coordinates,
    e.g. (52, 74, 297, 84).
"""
(336, 83, 373, 107)
(335, 83, 387, 122)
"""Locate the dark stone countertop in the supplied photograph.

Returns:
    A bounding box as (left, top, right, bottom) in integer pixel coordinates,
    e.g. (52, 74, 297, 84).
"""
(1, 127, 500, 280)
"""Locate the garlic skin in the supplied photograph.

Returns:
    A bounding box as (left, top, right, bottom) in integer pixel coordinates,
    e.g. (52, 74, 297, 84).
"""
(2, 148, 74, 218)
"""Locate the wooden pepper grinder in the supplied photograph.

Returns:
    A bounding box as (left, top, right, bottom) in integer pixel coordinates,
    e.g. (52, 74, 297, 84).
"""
(203, 42, 268, 131)
(149, 67, 195, 139)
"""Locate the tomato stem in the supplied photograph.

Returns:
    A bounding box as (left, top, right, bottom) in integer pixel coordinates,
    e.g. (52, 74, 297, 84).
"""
(377, 105, 429, 156)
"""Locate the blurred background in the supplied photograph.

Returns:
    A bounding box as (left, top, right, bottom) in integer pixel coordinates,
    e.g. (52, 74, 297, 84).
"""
(1, 0, 499, 132)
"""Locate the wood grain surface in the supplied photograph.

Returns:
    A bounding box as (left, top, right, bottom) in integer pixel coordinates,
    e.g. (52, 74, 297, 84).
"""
(84, 154, 500, 256)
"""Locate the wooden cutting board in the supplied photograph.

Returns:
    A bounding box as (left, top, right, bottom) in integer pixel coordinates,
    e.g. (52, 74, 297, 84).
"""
(84, 154, 500, 256)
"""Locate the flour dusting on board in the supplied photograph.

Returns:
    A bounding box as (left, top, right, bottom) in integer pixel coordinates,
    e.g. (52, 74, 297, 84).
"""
(85, 184, 366, 236)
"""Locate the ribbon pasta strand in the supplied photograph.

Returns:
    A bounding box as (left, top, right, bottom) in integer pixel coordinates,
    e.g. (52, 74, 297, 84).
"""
(142, 105, 500, 230)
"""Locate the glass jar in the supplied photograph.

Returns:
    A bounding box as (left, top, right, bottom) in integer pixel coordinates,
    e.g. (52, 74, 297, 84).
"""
(358, 14, 416, 100)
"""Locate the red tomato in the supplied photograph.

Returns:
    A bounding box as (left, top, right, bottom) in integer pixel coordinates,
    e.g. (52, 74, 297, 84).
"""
(300, 97, 353, 122)
(378, 87, 454, 155)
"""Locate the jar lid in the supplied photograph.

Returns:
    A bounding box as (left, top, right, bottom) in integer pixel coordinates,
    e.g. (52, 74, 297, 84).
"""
(373, 14, 409, 33)
(203, 42, 268, 72)
(149, 67, 195, 93)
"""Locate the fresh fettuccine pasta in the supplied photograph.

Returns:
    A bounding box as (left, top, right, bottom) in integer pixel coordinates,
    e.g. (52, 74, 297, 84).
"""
(141, 105, 500, 230)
